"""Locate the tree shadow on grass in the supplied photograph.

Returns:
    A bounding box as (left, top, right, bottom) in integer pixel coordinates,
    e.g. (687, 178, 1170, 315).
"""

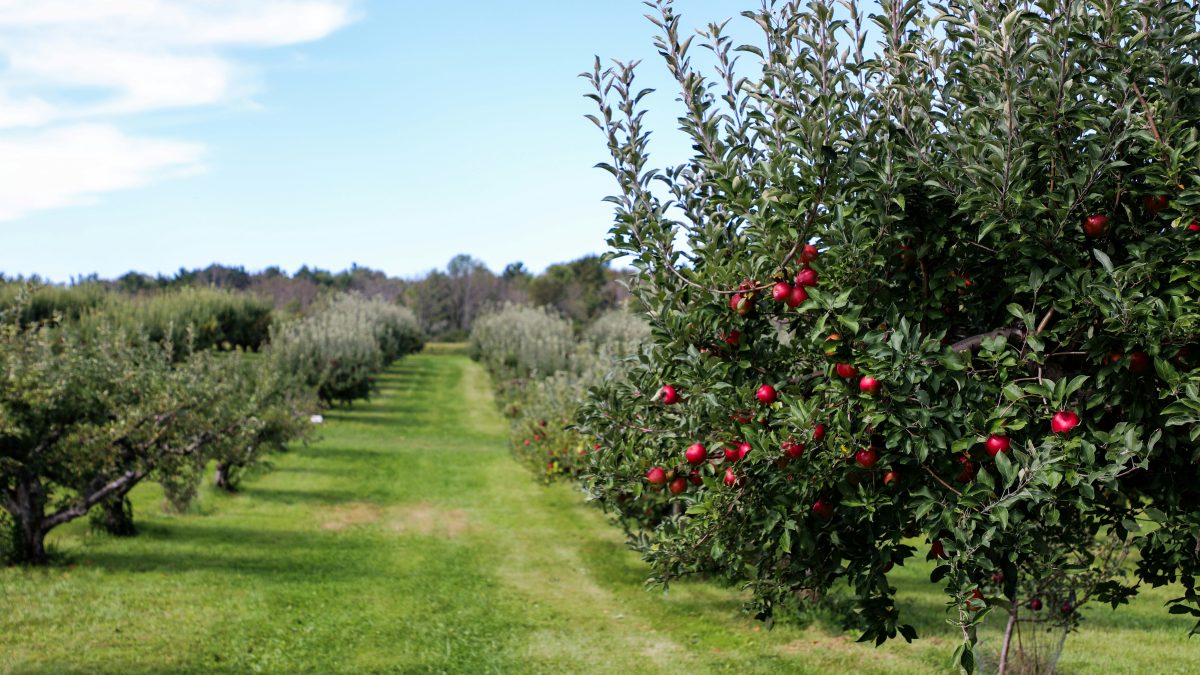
(81, 522, 381, 582)
(238, 486, 362, 506)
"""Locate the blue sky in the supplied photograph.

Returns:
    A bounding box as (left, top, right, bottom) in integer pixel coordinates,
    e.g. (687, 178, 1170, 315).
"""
(0, 0, 751, 281)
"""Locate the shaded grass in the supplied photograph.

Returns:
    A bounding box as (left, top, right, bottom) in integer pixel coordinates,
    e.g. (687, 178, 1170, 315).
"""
(1, 354, 1195, 673)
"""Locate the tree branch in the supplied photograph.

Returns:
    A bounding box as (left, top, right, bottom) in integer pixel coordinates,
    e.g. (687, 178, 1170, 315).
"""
(1130, 81, 1163, 146)
(950, 328, 1025, 353)
(924, 465, 963, 497)
(43, 468, 149, 529)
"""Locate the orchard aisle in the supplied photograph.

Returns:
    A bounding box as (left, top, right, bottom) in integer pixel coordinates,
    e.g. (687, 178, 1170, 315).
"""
(3, 352, 1192, 673)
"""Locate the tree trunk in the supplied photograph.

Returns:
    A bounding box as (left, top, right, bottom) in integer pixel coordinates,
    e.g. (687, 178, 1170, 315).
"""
(998, 602, 1018, 675)
(4, 477, 50, 565)
(213, 462, 238, 491)
(90, 494, 137, 537)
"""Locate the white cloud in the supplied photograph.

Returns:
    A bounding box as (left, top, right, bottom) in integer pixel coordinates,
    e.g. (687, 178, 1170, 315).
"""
(0, 124, 203, 221)
(0, 1, 358, 220)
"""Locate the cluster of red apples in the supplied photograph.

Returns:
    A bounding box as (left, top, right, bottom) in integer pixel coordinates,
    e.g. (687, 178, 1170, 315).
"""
(643, 239, 1110, 523)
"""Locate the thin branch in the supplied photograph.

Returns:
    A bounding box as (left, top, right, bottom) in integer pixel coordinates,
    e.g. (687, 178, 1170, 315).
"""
(1035, 308, 1055, 335)
(924, 465, 963, 497)
(950, 328, 1025, 353)
(1130, 81, 1163, 146)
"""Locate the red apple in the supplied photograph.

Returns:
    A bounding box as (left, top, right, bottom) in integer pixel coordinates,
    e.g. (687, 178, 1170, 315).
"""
(1083, 213, 1109, 237)
(685, 443, 708, 465)
(883, 470, 899, 486)
(1051, 410, 1080, 434)
(957, 456, 977, 482)
(985, 434, 1011, 457)
(812, 424, 827, 442)
(688, 469, 703, 486)
(731, 292, 754, 315)
(787, 285, 808, 307)
(800, 243, 819, 263)
(756, 384, 778, 405)
(835, 362, 859, 379)
(859, 375, 881, 395)
(722, 330, 741, 346)
(772, 281, 792, 302)
(660, 384, 680, 404)
(991, 572, 1005, 584)
(669, 477, 687, 494)
(725, 442, 751, 463)
(1145, 195, 1168, 214)
(931, 540, 947, 560)
(812, 500, 835, 520)
(646, 467, 667, 486)
(795, 267, 819, 288)
(724, 468, 741, 487)
(1060, 601, 1074, 615)
(1190, 222, 1200, 232)
(783, 441, 805, 459)
(1028, 598, 1043, 611)
(855, 447, 879, 469)
(1128, 351, 1151, 374)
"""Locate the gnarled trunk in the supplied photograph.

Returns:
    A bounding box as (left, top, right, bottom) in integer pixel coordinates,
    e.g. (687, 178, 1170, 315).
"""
(90, 494, 137, 537)
(3, 477, 50, 565)
(213, 461, 238, 491)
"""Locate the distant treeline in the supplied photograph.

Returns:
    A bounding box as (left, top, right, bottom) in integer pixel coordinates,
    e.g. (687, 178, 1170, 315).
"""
(2, 253, 631, 341)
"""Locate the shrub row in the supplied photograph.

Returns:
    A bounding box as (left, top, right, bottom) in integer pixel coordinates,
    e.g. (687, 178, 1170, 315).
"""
(469, 304, 648, 482)
(270, 293, 425, 405)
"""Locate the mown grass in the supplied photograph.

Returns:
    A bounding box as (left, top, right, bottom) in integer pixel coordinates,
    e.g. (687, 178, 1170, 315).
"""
(1, 352, 1194, 673)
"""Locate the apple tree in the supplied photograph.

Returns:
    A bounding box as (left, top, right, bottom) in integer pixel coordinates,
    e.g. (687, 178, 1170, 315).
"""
(579, 0, 1200, 671)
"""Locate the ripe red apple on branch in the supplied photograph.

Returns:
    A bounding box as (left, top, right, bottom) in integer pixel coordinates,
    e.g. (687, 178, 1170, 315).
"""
(795, 267, 819, 288)
(859, 375, 881, 395)
(985, 434, 1011, 457)
(1051, 411, 1080, 434)
(646, 467, 667, 486)
(685, 443, 708, 465)
(660, 384, 680, 404)
(1128, 351, 1151, 374)
(1082, 213, 1110, 237)
(812, 424, 827, 442)
(835, 363, 859, 379)
(787, 286, 808, 307)
(854, 447, 879, 469)
(755, 384, 777, 404)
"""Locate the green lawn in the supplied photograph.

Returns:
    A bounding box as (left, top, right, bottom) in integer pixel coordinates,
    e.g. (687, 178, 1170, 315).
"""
(1, 353, 1195, 673)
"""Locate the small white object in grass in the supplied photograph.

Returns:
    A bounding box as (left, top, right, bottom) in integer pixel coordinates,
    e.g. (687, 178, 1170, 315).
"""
(310, 414, 324, 424)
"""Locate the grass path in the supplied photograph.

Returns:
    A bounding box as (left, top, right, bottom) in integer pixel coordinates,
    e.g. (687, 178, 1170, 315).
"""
(1, 353, 1195, 673)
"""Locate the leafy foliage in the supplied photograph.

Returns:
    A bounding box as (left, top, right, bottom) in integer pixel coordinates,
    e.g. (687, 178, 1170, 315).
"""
(468, 303, 576, 383)
(470, 304, 650, 482)
(269, 292, 424, 405)
(580, 0, 1200, 669)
